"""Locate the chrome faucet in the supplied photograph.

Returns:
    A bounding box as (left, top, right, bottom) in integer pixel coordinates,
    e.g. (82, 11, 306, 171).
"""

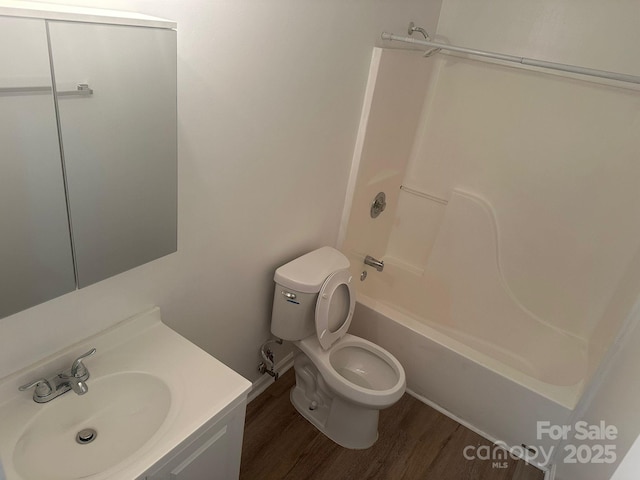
(19, 348, 96, 403)
(364, 255, 384, 272)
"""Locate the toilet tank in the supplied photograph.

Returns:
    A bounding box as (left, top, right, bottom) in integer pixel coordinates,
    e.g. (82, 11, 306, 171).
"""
(271, 286, 317, 340)
(271, 247, 350, 341)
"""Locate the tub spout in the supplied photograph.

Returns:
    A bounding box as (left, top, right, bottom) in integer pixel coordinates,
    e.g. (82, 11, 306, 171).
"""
(364, 255, 384, 272)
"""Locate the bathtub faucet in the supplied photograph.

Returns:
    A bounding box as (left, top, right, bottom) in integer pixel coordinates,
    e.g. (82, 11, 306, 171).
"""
(364, 255, 384, 272)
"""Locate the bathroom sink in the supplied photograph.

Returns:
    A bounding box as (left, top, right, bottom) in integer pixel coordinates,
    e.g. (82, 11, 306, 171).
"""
(12, 373, 171, 480)
(0, 307, 252, 480)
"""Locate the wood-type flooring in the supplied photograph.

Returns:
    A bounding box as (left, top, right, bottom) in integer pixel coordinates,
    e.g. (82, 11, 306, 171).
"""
(240, 369, 544, 480)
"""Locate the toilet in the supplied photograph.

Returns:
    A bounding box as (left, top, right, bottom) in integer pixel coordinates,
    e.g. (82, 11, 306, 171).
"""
(271, 246, 406, 449)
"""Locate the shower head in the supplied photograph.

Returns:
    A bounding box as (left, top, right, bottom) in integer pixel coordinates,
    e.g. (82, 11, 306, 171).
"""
(407, 22, 441, 57)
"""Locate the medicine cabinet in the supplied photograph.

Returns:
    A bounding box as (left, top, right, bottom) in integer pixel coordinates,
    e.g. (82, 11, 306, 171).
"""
(0, 6, 177, 319)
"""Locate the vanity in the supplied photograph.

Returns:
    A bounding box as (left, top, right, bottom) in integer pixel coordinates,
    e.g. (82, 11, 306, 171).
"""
(0, 4, 253, 477)
(0, 307, 252, 480)
(0, 3, 252, 478)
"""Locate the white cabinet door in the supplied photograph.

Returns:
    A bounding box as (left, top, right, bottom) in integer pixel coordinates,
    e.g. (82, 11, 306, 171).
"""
(168, 424, 230, 480)
(144, 400, 247, 480)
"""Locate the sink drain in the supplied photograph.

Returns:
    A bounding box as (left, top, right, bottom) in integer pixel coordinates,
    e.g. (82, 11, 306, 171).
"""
(76, 428, 97, 445)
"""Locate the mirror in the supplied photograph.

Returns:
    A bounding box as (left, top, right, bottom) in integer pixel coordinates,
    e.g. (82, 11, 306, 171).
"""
(0, 16, 177, 318)
(0, 17, 76, 318)
(49, 21, 177, 287)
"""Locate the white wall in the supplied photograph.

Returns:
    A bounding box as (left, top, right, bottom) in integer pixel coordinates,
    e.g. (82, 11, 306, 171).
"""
(0, 0, 443, 381)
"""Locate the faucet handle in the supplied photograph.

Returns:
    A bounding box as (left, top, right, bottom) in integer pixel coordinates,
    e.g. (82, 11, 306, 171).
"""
(70, 348, 96, 377)
(19, 378, 54, 397)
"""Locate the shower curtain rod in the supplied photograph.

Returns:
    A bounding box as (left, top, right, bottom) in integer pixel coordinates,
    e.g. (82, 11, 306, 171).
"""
(381, 32, 640, 86)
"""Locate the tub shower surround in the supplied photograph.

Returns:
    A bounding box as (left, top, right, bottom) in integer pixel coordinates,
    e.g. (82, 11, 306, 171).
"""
(340, 45, 640, 469)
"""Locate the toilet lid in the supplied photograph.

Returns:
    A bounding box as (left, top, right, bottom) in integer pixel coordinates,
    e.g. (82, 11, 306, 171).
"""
(315, 269, 355, 350)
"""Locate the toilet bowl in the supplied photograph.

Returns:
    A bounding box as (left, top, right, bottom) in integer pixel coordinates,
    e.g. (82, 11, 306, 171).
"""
(271, 247, 406, 449)
(296, 333, 405, 409)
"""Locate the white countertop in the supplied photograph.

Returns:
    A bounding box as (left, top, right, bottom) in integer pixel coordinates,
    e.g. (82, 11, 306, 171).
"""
(0, 307, 251, 480)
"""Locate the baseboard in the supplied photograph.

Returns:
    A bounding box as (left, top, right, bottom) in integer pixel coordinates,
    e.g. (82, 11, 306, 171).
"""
(407, 388, 550, 474)
(247, 352, 294, 404)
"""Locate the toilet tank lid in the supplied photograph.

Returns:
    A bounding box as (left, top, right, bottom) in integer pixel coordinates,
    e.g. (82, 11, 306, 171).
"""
(274, 247, 350, 294)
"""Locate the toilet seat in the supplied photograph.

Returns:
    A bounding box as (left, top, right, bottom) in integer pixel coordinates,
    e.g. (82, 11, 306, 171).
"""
(315, 269, 355, 350)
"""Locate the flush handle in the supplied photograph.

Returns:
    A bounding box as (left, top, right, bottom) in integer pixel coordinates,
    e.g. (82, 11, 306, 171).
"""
(282, 291, 297, 300)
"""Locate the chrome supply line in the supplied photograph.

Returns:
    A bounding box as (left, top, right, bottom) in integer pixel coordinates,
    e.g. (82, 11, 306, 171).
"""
(381, 27, 640, 86)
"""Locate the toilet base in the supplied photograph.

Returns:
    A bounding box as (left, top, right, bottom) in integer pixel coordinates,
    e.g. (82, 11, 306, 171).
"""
(290, 353, 379, 449)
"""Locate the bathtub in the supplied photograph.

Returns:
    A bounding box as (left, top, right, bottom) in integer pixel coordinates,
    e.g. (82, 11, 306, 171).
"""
(350, 292, 579, 469)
